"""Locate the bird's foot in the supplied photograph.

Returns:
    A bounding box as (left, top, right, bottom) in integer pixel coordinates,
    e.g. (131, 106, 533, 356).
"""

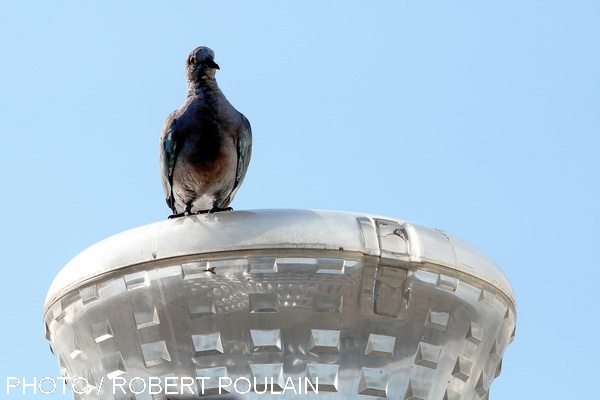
(168, 207, 233, 218)
(168, 210, 195, 218)
(168, 212, 187, 219)
(208, 206, 233, 214)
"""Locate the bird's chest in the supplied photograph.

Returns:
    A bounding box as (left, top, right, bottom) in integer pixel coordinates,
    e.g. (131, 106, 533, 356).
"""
(176, 126, 236, 176)
(177, 111, 234, 165)
(181, 129, 224, 164)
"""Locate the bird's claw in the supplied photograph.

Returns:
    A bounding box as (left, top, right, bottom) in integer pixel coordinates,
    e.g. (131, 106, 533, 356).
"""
(168, 206, 232, 219)
(167, 212, 186, 219)
(208, 206, 233, 214)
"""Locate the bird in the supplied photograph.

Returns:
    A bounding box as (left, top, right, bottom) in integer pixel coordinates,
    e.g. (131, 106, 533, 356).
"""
(160, 46, 252, 218)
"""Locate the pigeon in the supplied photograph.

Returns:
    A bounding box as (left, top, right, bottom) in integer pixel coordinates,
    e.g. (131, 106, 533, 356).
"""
(160, 46, 252, 217)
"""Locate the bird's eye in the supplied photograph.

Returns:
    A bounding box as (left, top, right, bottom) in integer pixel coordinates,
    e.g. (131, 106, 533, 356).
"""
(189, 57, 196, 65)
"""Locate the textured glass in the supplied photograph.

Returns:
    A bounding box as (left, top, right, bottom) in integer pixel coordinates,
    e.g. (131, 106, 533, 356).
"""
(44, 210, 516, 399)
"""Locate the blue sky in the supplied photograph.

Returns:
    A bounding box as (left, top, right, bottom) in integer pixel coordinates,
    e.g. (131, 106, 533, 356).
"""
(0, 1, 598, 398)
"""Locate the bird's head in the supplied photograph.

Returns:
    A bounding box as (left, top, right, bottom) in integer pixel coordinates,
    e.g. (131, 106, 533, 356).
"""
(186, 46, 220, 82)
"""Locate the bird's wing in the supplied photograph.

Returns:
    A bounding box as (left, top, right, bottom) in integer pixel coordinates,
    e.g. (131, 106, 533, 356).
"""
(159, 111, 179, 212)
(224, 114, 252, 206)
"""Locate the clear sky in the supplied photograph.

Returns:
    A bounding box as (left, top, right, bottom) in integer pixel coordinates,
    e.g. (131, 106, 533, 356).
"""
(0, 1, 598, 399)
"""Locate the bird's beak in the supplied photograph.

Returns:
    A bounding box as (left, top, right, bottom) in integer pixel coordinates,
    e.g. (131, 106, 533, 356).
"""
(207, 60, 220, 70)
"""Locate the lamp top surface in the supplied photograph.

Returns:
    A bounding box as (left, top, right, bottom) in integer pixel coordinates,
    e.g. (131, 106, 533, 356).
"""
(45, 209, 515, 308)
